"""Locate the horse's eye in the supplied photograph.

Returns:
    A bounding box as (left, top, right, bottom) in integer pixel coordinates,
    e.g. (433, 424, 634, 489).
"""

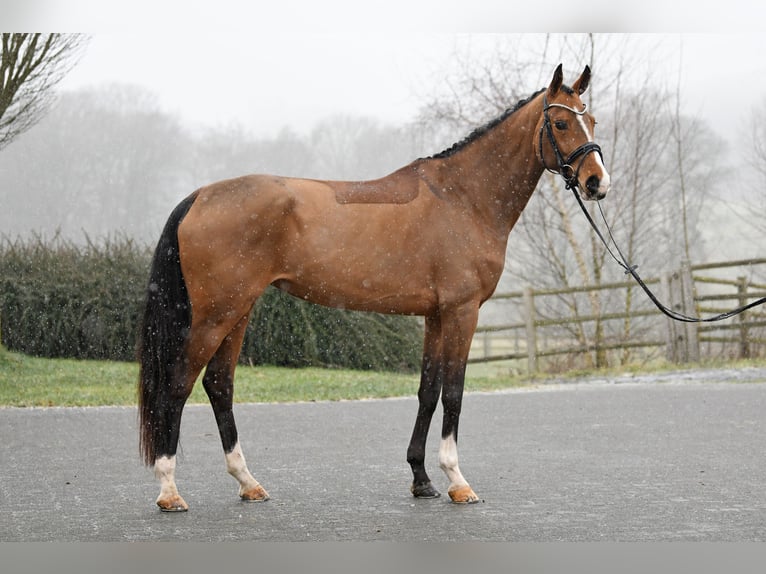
(554, 120, 568, 130)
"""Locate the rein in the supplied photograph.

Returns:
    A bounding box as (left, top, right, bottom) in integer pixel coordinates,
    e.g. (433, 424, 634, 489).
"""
(571, 189, 766, 323)
(542, 95, 766, 322)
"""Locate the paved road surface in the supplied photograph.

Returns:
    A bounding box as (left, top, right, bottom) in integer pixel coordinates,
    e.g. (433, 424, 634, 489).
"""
(2, 369, 766, 541)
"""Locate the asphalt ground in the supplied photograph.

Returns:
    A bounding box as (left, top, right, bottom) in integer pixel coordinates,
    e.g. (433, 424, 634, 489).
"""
(2, 368, 766, 542)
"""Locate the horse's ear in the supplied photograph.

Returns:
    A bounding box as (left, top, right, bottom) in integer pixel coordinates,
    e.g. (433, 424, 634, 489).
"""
(572, 65, 591, 95)
(547, 63, 563, 97)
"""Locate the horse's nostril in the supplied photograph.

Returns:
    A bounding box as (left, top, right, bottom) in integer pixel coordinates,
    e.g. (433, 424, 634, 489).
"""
(586, 175, 600, 193)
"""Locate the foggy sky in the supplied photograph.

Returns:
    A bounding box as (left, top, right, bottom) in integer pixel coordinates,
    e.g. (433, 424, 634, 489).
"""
(57, 33, 766, 156)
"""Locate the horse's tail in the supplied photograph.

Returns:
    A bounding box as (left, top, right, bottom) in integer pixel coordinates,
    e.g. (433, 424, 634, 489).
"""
(137, 192, 198, 466)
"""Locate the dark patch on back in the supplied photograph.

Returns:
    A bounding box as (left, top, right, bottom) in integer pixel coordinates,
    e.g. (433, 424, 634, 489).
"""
(331, 166, 420, 205)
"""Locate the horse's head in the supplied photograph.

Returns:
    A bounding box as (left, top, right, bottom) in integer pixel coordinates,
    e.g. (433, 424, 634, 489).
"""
(535, 64, 610, 200)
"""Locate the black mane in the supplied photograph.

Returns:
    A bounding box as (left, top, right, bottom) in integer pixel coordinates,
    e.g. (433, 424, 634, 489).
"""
(427, 87, 546, 160)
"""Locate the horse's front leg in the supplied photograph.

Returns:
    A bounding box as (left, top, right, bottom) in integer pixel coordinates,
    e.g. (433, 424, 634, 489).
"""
(407, 303, 480, 503)
(438, 302, 481, 504)
(407, 314, 444, 499)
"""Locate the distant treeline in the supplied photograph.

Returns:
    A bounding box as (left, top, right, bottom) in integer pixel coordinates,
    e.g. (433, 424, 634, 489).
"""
(0, 236, 422, 372)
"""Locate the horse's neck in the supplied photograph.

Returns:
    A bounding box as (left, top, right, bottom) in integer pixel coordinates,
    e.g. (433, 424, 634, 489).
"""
(431, 95, 545, 236)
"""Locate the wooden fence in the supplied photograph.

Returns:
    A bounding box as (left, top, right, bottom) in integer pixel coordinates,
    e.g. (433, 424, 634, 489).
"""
(469, 258, 766, 373)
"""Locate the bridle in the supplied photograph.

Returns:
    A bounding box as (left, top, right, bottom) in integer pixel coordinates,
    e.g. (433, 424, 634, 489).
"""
(538, 94, 604, 191)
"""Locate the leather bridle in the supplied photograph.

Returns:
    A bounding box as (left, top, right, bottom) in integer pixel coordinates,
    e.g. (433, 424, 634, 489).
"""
(538, 94, 604, 192)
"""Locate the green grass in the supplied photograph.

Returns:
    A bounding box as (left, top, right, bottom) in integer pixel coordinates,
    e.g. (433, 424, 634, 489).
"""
(3, 345, 764, 408)
(0, 346, 529, 407)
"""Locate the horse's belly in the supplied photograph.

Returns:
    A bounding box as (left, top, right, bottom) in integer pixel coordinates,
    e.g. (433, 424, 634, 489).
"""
(271, 273, 437, 316)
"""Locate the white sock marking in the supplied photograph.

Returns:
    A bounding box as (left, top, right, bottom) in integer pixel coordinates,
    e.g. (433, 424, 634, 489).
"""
(225, 441, 261, 494)
(439, 433, 468, 490)
(154, 455, 180, 499)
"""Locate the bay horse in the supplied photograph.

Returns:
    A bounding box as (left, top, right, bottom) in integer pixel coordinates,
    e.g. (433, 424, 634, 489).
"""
(138, 64, 610, 511)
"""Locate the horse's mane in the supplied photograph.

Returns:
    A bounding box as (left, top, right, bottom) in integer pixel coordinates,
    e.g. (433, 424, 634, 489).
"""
(427, 87, 547, 160)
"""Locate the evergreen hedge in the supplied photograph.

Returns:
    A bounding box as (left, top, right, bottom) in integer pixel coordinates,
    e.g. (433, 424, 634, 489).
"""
(0, 236, 422, 372)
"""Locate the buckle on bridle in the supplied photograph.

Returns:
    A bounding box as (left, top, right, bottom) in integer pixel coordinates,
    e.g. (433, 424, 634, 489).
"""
(560, 164, 576, 181)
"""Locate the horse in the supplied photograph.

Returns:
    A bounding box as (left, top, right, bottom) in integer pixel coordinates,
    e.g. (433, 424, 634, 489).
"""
(137, 64, 610, 511)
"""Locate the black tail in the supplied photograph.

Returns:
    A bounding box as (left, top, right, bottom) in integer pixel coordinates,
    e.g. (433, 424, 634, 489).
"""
(137, 192, 198, 466)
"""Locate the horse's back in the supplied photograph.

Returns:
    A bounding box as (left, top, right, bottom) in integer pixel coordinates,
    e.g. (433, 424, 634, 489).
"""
(189, 161, 424, 211)
(182, 165, 432, 247)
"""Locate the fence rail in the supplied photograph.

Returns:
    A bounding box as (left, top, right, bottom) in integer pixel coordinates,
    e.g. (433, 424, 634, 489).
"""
(470, 258, 766, 373)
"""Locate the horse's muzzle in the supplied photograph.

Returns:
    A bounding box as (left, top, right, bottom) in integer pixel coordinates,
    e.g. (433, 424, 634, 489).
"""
(585, 175, 609, 201)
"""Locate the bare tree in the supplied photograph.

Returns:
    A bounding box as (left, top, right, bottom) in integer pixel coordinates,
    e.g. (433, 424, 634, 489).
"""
(0, 84, 189, 241)
(0, 33, 87, 151)
(742, 97, 766, 239)
(309, 115, 418, 180)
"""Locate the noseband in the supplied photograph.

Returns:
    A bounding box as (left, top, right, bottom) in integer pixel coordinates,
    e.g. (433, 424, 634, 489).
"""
(539, 94, 604, 191)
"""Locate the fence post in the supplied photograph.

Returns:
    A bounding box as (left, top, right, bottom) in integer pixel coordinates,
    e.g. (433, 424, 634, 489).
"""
(523, 286, 538, 374)
(680, 260, 700, 362)
(663, 270, 684, 362)
(482, 330, 491, 360)
(665, 261, 700, 363)
(737, 276, 751, 359)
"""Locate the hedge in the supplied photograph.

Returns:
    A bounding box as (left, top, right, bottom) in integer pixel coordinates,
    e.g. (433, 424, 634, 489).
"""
(0, 236, 422, 372)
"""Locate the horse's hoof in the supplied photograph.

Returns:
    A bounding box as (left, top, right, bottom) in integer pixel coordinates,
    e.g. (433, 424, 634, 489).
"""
(240, 484, 270, 502)
(410, 481, 441, 499)
(157, 495, 189, 512)
(448, 485, 480, 504)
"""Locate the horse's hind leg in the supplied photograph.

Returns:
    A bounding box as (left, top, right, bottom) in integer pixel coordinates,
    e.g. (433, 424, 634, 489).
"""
(202, 314, 269, 502)
(153, 312, 255, 511)
(153, 365, 202, 512)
